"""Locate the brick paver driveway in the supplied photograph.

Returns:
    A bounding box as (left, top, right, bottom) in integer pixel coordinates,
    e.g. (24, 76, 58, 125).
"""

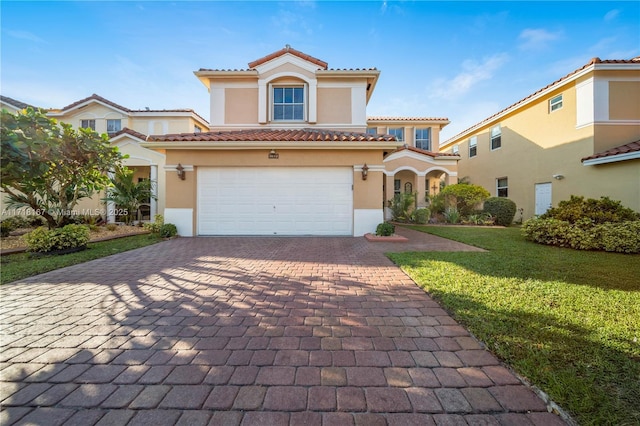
(1, 228, 565, 425)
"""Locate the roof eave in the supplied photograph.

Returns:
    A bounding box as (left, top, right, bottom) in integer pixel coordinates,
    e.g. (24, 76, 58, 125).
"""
(582, 151, 640, 165)
(141, 141, 403, 150)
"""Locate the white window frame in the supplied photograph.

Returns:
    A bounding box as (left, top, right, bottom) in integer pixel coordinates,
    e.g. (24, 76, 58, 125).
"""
(106, 119, 121, 134)
(491, 124, 502, 151)
(415, 128, 431, 151)
(452, 145, 459, 155)
(549, 94, 563, 112)
(80, 119, 96, 131)
(389, 127, 404, 142)
(270, 84, 306, 122)
(366, 127, 377, 135)
(194, 125, 203, 133)
(469, 136, 477, 158)
(497, 177, 508, 197)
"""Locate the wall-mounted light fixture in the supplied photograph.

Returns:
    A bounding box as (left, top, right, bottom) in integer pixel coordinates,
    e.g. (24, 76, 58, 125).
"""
(361, 163, 369, 180)
(176, 163, 186, 180)
(552, 174, 564, 180)
(269, 149, 279, 159)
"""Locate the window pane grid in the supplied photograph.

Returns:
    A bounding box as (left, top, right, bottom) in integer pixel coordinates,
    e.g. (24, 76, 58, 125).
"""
(273, 87, 304, 121)
(497, 177, 508, 197)
(415, 128, 431, 150)
(491, 125, 502, 150)
(469, 136, 477, 157)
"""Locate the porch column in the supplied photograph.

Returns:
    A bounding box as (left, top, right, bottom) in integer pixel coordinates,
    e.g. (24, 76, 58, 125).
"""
(107, 171, 116, 223)
(150, 165, 158, 219)
(416, 174, 427, 208)
(384, 173, 395, 220)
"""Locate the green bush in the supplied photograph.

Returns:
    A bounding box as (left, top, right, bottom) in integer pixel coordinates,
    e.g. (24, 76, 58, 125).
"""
(412, 208, 430, 224)
(444, 207, 460, 224)
(428, 192, 446, 215)
(388, 193, 415, 222)
(522, 218, 640, 253)
(23, 224, 90, 253)
(440, 183, 490, 216)
(159, 223, 178, 238)
(376, 222, 395, 236)
(542, 195, 639, 224)
(143, 214, 164, 233)
(1, 221, 12, 237)
(483, 197, 517, 226)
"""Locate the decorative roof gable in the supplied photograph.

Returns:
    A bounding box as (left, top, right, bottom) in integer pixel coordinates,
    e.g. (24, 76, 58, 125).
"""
(248, 45, 328, 70)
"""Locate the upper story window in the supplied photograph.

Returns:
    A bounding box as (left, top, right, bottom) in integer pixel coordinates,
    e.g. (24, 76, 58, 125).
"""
(452, 145, 459, 155)
(497, 177, 508, 197)
(549, 94, 563, 112)
(80, 119, 96, 131)
(366, 127, 378, 135)
(388, 128, 404, 142)
(194, 125, 203, 133)
(415, 128, 431, 151)
(491, 124, 502, 150)
(107, 119, 121, 134)
(273, 86, 304, 121)
(469, 136, 477, 157)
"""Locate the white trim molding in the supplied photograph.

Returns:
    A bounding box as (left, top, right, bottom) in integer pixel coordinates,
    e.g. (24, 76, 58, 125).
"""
(582, 151, 640, 166)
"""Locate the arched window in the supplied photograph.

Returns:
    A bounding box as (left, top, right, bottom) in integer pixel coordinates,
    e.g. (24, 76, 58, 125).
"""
(404, 182, 413, 194)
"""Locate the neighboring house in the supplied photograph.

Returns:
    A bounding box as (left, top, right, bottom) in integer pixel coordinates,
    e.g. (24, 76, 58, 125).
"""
(0, 95, 37, 114)
(440, 56, 640, 220)
(141, 46, 458, 236)
(1, 94, 209, 222)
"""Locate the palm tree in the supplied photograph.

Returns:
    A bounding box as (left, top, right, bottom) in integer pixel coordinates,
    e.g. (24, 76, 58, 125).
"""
(103, 168, 156, 225)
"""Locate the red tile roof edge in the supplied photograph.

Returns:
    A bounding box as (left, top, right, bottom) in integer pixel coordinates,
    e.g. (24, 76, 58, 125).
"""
(581, 140, 640, 162)
(391, 145, 459, 158)
(444, 56, 640, 144)
(368, 116, 450, 122)
(60, 94, 131, 113)
(110, 127, 148, 140)
(248, 45, 328, 70)
(147, 128, 398, 143)
(0, 95, 37, 110)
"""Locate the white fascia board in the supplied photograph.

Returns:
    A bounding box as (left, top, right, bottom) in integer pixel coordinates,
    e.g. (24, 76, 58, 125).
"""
(110, 133, 146, 144)
(582, 151, 640, 165)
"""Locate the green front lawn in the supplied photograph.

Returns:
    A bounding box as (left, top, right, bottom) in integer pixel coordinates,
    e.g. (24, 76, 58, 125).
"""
(389, 225, 640, 426)
(1, 234, 163, 285)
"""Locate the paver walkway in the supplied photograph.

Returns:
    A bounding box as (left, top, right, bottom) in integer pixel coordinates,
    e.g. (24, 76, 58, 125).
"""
(0, 228, 566, 425)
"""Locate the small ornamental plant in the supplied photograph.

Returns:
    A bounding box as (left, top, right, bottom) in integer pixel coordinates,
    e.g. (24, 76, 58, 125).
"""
(376, 222, 395, 237)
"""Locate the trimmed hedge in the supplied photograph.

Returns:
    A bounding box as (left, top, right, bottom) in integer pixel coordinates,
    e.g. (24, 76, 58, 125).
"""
(159, 223, 178, 238)
(376, 222, 395, 236)
(522, 218, 640, 254)
(541, 195, 639, 224)
(23, 224, 90, 253)
(483, 197, 517, 226)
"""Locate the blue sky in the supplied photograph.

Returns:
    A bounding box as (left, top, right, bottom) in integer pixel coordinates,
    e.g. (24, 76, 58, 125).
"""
(2, 1, 639, 141)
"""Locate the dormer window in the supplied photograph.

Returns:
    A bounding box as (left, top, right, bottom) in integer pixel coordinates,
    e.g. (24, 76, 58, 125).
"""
(272, 86, 305, 121)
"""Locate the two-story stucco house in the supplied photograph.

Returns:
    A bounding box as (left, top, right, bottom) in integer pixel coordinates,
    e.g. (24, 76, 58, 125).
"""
(440, 56, 640, 220)
(0, 94, 209, 222)
(142, 46, 458, 236)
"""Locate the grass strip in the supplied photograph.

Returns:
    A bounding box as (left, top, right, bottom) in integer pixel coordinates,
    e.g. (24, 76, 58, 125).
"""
(1, 233, 163, 285)
(389, 225, 640, 426)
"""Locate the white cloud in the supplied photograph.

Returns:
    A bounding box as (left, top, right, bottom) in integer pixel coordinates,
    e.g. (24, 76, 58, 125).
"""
(429, 53, 509, 100)
(518, 28, 561, 51)
(604, 9, 619, 22)
(5, 29, 45, 43)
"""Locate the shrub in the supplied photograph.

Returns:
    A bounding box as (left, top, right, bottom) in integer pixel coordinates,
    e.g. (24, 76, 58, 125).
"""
(376, 222, 395, 236)
(23, 224, 90, 253)
(1, 221, 12, 237)
(483, 197, 517, 226)
(428, 192, 446, 215)
(143, 214, 164, 233)
(444, 207, 460, 224)
(159, 223, 178, 238)
(542, 195, 639, 224)
(106, 224, 118, 231)
(412, 208, 430, 224)
(388, 193, 415, 222)
(522, 218, 640, 253)
(440, 183, 490, 216)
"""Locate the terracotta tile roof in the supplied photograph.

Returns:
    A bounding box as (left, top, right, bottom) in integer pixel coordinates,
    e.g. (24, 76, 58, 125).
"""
(0, 95, 37, 110)
(581, 140, 640, 162)
(147, 128, 398, 142)
(368, 116, 450, 122)
(444, 56, 640, 144)
(391, 145, 459, 158)
(248, 45, 328, 70)
(110, 127, 147, 140)
(60, 93, 132, 113)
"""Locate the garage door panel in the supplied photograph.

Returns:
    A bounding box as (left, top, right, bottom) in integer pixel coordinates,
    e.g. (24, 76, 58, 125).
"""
(198, 167, 353, 235)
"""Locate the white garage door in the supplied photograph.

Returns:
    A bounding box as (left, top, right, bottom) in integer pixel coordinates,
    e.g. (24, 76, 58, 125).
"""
(198, 167, 353, 235)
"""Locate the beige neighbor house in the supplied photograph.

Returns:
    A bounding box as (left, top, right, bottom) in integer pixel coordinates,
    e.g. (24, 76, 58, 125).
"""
(0, 94, 209, 223)
(141, 46, 458, 236)
(440, 57, 640, 220)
